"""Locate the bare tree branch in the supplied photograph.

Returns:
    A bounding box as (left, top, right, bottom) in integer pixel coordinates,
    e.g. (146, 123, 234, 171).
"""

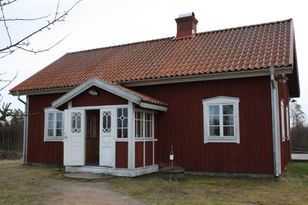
(0, 15, 50, 22)
(0, 71, 17, 91)
(0, 0, 82, 55)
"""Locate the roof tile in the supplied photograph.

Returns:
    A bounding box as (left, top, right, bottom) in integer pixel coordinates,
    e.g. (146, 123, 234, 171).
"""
(11, 19, 293, 93)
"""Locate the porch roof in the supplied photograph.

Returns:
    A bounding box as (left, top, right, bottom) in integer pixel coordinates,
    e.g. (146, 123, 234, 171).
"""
(52, 78, 168, 111)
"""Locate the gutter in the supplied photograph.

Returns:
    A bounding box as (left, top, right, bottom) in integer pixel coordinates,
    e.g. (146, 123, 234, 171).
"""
(269, 67, 281, 177)
(17, 92, 28, 165)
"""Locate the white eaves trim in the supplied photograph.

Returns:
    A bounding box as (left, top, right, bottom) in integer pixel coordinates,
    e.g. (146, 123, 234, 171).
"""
(140, 102, 168, 112)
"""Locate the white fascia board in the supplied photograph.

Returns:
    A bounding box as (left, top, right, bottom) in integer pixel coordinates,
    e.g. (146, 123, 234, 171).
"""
(123, 67, 293, 87)
(139, 102, 168, 112)
(52, 78, 141, 108)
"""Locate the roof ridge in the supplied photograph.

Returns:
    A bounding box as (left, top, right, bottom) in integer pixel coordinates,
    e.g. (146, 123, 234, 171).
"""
(195, 18, 292, 36)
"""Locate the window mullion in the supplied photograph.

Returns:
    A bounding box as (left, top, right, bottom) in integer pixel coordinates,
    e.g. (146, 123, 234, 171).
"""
(220, 105, 223, 138)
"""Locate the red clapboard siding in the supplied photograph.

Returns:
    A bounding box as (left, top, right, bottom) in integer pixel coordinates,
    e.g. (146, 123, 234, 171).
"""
(133, 77, 274, 174)
(116, 142, 128, 168)
(145, 141, 153, 166)
(28, 93, 64, 164)
(135, 142, 143, 168)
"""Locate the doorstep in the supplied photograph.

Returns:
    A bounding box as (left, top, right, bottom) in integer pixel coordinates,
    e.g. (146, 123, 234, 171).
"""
(65, 164, 159, 177)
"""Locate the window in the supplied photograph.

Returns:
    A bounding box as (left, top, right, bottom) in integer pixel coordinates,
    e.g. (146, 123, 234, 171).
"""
(286, 106, 290, 140)
(281, 100, 286, 142)
(203, 96, 240, 143)
(135, 111, 154, 138)
(44, 108, 63, 141)
(117, 108, 128, 138)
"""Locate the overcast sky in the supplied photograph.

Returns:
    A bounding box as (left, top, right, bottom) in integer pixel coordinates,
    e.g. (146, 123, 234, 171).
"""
(1, 0, 307, 116)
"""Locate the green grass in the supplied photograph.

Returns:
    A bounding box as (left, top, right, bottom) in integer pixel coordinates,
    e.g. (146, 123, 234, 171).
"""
(106, 163, 308, 205)
(1, 160, 308, 204)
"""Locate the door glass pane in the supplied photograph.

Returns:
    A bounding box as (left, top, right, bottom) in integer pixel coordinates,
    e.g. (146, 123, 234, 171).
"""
(123, 128, 128, 138)
(102, 111, 111, 133)
(71, 112, 81, 133)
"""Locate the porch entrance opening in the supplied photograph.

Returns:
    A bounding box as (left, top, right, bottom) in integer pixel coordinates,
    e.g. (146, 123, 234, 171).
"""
(85, 110, 100, 165)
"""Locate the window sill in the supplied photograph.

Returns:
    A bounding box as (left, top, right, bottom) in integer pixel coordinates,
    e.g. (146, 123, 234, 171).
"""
(204, 137, 239, 144)
(44, 137, 63, 142)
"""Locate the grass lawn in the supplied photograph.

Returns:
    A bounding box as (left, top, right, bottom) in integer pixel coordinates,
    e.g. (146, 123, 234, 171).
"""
(107, 163, 308, 205)
(1, 160, 308, 205)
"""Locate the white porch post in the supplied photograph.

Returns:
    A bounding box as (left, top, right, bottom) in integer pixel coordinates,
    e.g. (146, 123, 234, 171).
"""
(128, 101, 135, 169)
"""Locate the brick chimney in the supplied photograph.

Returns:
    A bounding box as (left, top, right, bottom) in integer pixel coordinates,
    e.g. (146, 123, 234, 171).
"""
(175, 12, 198, 39)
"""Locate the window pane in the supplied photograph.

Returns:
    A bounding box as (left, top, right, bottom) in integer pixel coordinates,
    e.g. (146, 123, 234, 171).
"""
(56, 113, 62, 121)
(48, 121, 54, 129)
(209, 126, 220, 136)
(223, 126, 234, 136)
(209, 105, 219, 115)
(209, 115, 219, 126)
(223, 116, 234, 126)
(145, 113, 152, 120)
(48, 129, 54, 137)
(48, 113, 54, 121)
(223, 105, 233, 115)
(56, 121, 62, 129)
(56, 129, 62, 137)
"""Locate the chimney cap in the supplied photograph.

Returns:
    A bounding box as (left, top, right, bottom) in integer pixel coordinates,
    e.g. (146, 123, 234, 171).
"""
(178, 12, 195, 18)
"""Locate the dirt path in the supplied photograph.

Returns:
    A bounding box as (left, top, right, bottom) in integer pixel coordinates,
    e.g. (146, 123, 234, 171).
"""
(0, 160, 145, 205)
(43, 179, 145, 205)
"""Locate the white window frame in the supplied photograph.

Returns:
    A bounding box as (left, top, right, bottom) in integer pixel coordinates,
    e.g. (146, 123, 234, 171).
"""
(286, 106, 290, 140)
(44, 108, 64, 141)
(281, 100, 286, 142)
(134, 109, 154, 139)
(203, 96, 240, 144)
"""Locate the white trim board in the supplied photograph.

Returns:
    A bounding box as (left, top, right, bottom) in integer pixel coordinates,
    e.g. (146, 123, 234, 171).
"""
(123, 67, 293, 87)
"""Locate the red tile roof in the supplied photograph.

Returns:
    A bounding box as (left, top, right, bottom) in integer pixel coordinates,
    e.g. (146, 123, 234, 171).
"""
(11, 19, 294, 93)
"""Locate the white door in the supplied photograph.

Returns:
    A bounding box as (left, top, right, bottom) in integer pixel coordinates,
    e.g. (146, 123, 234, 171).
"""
(63, 109, 86, 166)
(100, 108, 116, 167)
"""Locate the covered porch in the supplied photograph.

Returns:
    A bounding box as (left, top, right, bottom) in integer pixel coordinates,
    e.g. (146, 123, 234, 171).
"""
(51, 78, 167, 177)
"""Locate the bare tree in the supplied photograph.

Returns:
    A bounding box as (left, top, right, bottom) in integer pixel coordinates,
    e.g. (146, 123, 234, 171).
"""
(290, 100, 306, 128)
(0, 0, 81, 93)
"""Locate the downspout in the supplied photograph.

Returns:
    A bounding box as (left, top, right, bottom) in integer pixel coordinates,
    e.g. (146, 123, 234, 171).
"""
(270, 67, 281, 177)
(17, 92, 28, 165)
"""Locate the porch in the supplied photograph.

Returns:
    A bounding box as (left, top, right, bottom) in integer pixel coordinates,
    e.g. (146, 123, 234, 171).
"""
(49, 78, 167, 177)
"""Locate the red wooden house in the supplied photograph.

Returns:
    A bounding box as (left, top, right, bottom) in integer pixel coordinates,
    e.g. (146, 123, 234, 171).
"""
(10, 13, 300, 177)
